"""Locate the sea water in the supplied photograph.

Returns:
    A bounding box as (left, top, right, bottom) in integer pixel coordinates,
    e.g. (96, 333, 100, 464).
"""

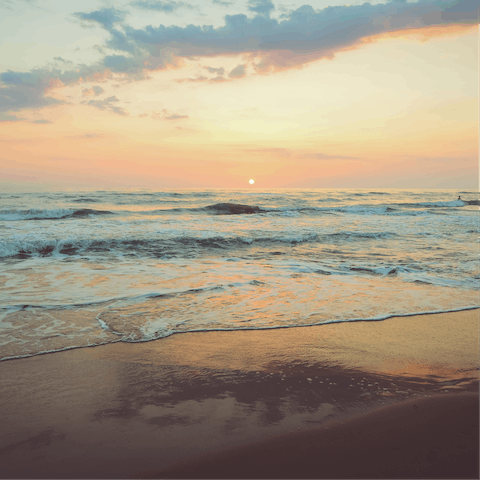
(0, 188, 478, 361)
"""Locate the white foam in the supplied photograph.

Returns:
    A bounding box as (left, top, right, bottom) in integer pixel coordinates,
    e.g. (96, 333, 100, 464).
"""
(1, 188, 477, 362)
(0, 208, 74, 221)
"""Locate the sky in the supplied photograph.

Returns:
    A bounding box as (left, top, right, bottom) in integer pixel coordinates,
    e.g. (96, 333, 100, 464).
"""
(0, 0, 478, 189)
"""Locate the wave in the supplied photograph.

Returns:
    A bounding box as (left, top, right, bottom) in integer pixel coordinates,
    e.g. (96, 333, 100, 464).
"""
(172, 199, 470, 216)
(274, 201, 467, 216)
(2, 304, 478, 363)
(0, 200, 473, 224)
(204, 203, 265, 215)
(328, 231, 395, 240)
(142, 203, 428, 217)
(0, 208, 113, 221)
(71, 197, 101, 203)
(351, 192, 390, 196)
(147, 203, 267, 216)
(1, 280, 475, 321)
(398, 200, 465, 208)
(0, 229, 399, 259)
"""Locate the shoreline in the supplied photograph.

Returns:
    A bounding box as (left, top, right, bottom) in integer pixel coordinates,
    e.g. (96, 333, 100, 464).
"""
(0, 309, 478, 479)
(1, 305, 479, 364)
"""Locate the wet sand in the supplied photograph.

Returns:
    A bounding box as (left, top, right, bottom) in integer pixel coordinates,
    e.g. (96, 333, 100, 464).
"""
(0, 309, 478, 479)
(151, 393, 479, 479)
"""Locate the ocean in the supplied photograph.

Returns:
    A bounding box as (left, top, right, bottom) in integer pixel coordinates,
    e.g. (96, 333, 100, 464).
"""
(0, 188, 478, 362)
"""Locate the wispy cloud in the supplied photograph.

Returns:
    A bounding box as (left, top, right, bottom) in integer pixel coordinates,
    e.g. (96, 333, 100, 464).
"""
(81, 95, 128, 115)
(301, 152, 360, 160)
(247, 0, 275, 16)
(66, 133, 108, 139)
(53, 57, 73, 64)
(130, 1, 194, 12)
(212, 0, 234, 6)
(0, 112, 52, 124)
(152, 109, 189, 120)
(74, 7, 127, 29)
(244, 147, 360, 159)
(82, 85, 105, 97)
(228, 64, 247, 78)
(175, 74, 229, 83)
(204, 66, 225, 75)
(0, 113, 24, 122)
(245, 147, 292, 157)
(31, 119, 52, 124)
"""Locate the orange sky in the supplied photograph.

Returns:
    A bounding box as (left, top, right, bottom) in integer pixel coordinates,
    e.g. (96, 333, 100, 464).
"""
(0, 1, 478, 189)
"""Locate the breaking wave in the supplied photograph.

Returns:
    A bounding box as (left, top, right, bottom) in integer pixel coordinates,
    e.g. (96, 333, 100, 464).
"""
(0, 208, 113, 221)
(0, 230, 399, 259)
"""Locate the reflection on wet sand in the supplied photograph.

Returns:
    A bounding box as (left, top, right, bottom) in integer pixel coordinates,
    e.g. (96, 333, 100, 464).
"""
(0, 309, 478, 478)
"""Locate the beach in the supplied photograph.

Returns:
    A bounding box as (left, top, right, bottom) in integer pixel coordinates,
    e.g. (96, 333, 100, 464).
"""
(1, 309, 478, 479)
(1, 0, 479, 475)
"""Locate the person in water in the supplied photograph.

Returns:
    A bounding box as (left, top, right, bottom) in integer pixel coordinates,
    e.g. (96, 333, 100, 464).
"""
(458, 196, 462, 201)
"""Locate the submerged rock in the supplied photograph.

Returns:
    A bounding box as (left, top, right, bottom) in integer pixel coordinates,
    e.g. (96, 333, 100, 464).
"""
(207, 203, 263, 215)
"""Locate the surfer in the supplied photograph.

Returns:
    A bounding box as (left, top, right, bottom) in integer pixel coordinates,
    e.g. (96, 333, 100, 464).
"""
(458, 196, 462, 201)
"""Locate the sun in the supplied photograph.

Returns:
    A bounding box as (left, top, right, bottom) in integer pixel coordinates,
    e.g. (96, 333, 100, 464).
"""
(249, 179, 255, 185)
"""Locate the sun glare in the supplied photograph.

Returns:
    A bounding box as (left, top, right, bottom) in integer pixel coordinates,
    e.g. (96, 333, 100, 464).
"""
(249, 179, 255, 184)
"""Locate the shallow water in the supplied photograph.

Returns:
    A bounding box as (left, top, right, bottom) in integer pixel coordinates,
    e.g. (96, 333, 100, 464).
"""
(0, 188, 478, 360)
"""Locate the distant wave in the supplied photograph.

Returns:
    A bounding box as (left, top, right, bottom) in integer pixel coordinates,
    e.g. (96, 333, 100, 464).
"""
(351, 192, 390, 196)
(204, 203, 265, 215)
(142, 202, 452, 217)
(2, 199, 468, 222)
(71, 197, 101, 203)
(0, 230, 398, 259)
(147, 203, 268, 216)
(0, 208, 113, 221)
(400, 200, 465, 208)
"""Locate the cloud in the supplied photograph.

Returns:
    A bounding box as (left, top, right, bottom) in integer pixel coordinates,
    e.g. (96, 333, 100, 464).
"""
(102, 0, 478, 73)
(53, 57, 73, 64)
(209, 75, 229, 82)
(0, 112, 52, 124)
(103, 54, 140, 73)
(0, 64, 115, 115)
(0, 70, 66, 114)
(175, 73, 229, 83)
(175, 75, 210, 83)
(152, 109, 189, 119)
(31, 119, 52, 124)
(131, 1, 194, 12)
(228, 64, 246, 78)
(1, 0, 477, 117)
(81, 95, 128, 115)
(67, 133, 107, 139)
(244, 147, 360, 159)
(0, 49, 181, 115)
(247, 0, 275, 16)
(212, 0, 234, 5)
(301, 152, 360, 160)
(1, 0, 40, 11)
(82, 85, 105, 96)
(0, 112, 24, 122)
(164, 113, 189, 120)
(204, 66, 225, 75)
(245, 147, 292, 157)
(74, 7, 127, 29)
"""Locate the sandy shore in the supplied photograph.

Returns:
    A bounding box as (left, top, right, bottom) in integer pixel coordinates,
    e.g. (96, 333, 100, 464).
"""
(0, 309, 478, 479)
(150, 393, 479, 479)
